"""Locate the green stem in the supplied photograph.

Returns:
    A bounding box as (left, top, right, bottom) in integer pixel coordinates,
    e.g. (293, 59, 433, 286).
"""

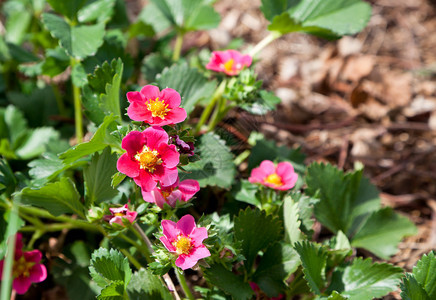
(248, 31, 282, 58)
(194, 80, 227, 135)
(119, 231, 152, 264)
(0, 201, 20, 300)
(207, 100, 235, 132)
(172, 31, 184, 62)
(120, 249, 143, 270)
(52, 84, 67, 117)
(70, 58, 83, 143)
(175, 269, 195, 300)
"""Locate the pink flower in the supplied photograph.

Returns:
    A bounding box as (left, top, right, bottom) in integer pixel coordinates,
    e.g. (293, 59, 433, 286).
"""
(126, 85, 187, 126)
(0, 234, 47, 295)
(160, 215, 210, 270)
(142, 179, 200, 208)
(107, 204, 138, 226)
(250, 282, 284, 300)
(248, 160, 298, 191)
(206, 50, 252, 76)
(117, 126, 180, 192)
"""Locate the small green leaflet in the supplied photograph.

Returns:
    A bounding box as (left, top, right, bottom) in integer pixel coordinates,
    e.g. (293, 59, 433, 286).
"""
(127, 268, 172, 300)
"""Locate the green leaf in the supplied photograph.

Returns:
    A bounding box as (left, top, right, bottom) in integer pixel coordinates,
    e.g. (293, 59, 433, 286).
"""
(157, 63, 216, 116)
(84, 147, 118, 206)
(253, 242, 300, 297)
(149, 0, 220, 32)
(400, 273, 430, 300)
(351, 207, 417, 259)
(42, 13, 105, 59)
(41, 47, 70, 77)
(5, 8, 32, 45)
(83, 59, 123, 125)
(294, 241, 328, 295)
(127, 268, 172, 300)
(283, 196, 303, 244)
(179, 132, 236, 188)
(18, 177, 85, 217)
(412, 251, 436, 298)
(3, 105, 27, 148)
(306, 163, 381, 236)
(15, 127, 59, 160)
(261, 0, 372, 38)
(240, 90, 281, 115)
(59, 115, 120, 164)
(0, 158, 16, 196)
(203, 263, 253, 300)
(89, 248, 132, 289)
(340, 258, 403, 299)
(232, 179, 261, 206)
(98, 280, 124, 300)
(78, 0, 116, 23)
(46, 0, 87, 21)
(111, 172, 126, 188)
(234, 208, 282, 271)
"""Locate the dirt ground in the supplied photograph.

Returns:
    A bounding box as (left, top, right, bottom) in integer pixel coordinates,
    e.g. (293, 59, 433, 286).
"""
(198, 0, 436, 298)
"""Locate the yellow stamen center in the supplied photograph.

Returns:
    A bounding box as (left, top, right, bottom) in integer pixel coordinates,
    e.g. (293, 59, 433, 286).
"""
(265, 173, 283, 186)
(135, 146, 162, 173)
(114, 213, 124, 217)
(147, 97, 170, 119)
(223, 59, 234, 73)
(173, 236, 193, 255)
(161, 190, 171, 199)
(12, 256, 35, 278)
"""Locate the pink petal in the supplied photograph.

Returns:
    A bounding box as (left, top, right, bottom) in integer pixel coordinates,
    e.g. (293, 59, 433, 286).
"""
(125, 211, 137, 223)
(160, 236, 176, 252)
(190, 227, 208, 247)
(248, 167, 268, 183)
(140, 85, 160, 100)
(109, 216, 124, 226)
(0, 260, 4, 279)
(141, 189, 156, 203)
(153, 189, 167, 208)
(176, 215, 196, 236)
(117, 153, 140, 178)
(156, 167, 179, 187)
(127, 101, 151, 122)
(278, 173, 298, 191)
(144, 127, 169, 150)
(13, 277, 32, 295)
(165, 108, 187, 124)
(240, 54, 252, 67)
(178, 180, 200, 201)
(160, 88, 181, 108)
(121, 131, 145, 156)
(23, 250, 42, 263)
(134, 171, 157, 192)
(259, 160, 276, 174)
(15, 233, 23, 251)
(28, 263, 47, 283)
(126, 91, 143, 103)
(166, 190, 182, 207)
(175, 254, 198, 270)
(161, 220, 178, 241)
(189, 245, 211, 261)
(159, 144, 180, 169)
(275, 161, 294, 177)
(109, 204, 128, 215)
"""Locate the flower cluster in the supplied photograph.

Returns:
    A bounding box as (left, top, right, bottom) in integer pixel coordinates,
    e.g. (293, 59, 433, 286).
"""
(0, 234, 47, 294)
(117, 86, 200, 208)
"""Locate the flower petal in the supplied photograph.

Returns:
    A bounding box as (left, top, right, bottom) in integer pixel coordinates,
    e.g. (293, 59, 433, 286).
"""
(240, 54, 252, 67)
(144, 126, 169, 150)
(191, 246, 211, 261)
(160, 236, 176, 252)
(13, 277, 32, 295)
(126, 91, 143, 103)
(259, 160, 276, 174)
(159, 144, 180, 169)
(178, 180, 200, 201)
(127, 101, 151, 122)
(28, 263, 47, 283)
(134, 170, 157, 192)
(141, 189, 156, 203)
(140, 85, 160, 100)
(190, 227, 208, 247)
(160, 88, 181, 108)
(165, 107, 187, 124)
(117, 153, 140, 178)
(156, 167, 179, 187)
(121, 131, 145, 155)
(152, 189, 166, 208)
(23, 250, 42, 263)
(176, 215, 196, 236)
(175, 255, 192, 270)
(161, 219, 178, 241)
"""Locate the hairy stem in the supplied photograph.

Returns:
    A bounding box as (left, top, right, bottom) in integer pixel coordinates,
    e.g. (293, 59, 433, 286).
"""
(175, 269, 195, 300)
(172, 31, 184, 62)
(248, 31, 282, 58)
